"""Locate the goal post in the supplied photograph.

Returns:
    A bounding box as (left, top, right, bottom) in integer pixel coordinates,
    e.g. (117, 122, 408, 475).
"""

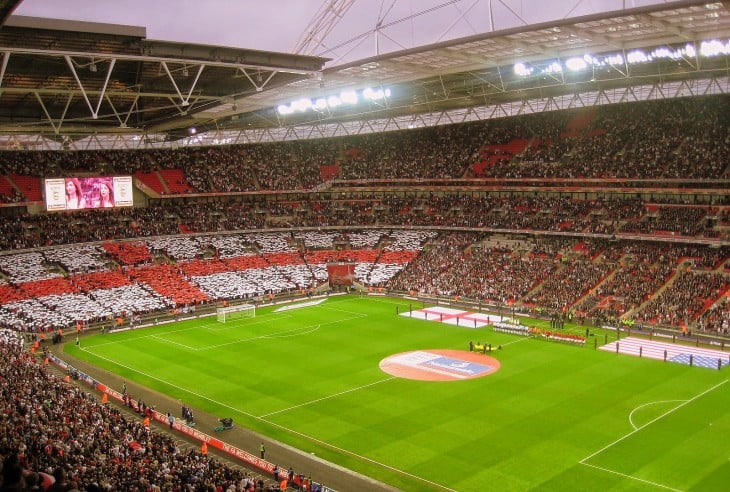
(217, 303, 255, 323)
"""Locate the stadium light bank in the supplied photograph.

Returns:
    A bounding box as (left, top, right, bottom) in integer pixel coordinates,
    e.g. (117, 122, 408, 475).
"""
(277, 87, 391, 116)
(513, 38, 730, 77)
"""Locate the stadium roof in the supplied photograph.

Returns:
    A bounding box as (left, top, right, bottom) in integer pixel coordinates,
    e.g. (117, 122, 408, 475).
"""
(0, 0, 728, 149)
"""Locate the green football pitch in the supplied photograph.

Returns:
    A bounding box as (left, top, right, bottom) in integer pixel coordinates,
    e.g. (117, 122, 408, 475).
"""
(67, 295, 730, 491)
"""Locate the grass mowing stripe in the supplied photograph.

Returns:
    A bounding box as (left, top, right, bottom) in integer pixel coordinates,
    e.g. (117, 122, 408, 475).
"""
(260, 376, 397, 418)
(580, 379, 727, 464)
(68, 296, 730, 491)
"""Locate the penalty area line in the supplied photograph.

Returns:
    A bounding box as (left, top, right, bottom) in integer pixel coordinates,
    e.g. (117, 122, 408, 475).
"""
(579, 462, 682, 492)
(579, 379, 728, 490)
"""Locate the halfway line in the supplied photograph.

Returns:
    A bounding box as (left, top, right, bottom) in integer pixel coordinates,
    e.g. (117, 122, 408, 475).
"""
(259, 376, 396, 418)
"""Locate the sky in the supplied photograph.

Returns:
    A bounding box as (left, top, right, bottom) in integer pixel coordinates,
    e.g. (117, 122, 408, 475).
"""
(13, 0, 668, 66)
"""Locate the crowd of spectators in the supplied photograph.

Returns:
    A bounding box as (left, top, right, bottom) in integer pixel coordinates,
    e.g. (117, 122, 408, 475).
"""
(0, 95, 727, 202)
(0, 95, 727, 492)
(523, 260, 613, 311)
(0, 96, 726, 335)
(0, 230, 439, 332)
(574, 243, 675, 323)
(389, 234, 728, 332)
(0, 194, 727, 252)
(634, 271, 728, 328)
(0, 331, 284, 492)
(620, 206, 713, 237)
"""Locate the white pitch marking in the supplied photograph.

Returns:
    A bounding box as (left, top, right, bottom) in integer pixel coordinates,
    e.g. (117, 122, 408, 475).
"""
(580, 379, 728, 489)
(259, 376, 396, 418)
(628, 400, 687, 431)
(73, 350, 456, 492)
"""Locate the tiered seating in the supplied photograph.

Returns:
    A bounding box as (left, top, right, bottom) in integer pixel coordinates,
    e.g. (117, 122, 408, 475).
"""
(575, 259, 673, 321)
(275, 264, 317, 288)
(158, 168, 194, 194)
(635, 271, 728, 326)
(126, 264, 209, 306)
(191, 266, 298, 300)
(384, 230, 438, 251)
(204, 235, 256, 259)
(248, 232, 298, 253)
(1, 193, 725, 251)
(0, 305, 27, 330)
(148, 236, 205, 261)
(472, 139, 530, 176)
(345, 230, 385, 248)
(320, 164, 340, 180)
(357, 263, 407, 286)
(133, 171, 166, 194)
(71, 270, 132, 291)
(524, 261, 614, 310)
(2, 298, 74, 330)
(294, 230, 338, 249)
(18, 277, 78, 298)
(0, 284, 27, 304)
(223, 254, 271, 271)
(266, 251, 305, 266)
(91, 284, 172, 316)
(696, 299, 729, 335)
(0, 252, 61, 283)
(43, 244, 110, 274)
(309, 264, 328, 283)
(0, 175, 17, 201)
(378, 250, 418, 264)
(102, 241, 153, 265)
(303, 250, 343, 264)
(620, 206, 709, 237)
(177, 258, 230, 277)
(389, 236, 558, 302)
(38, 292, 113, 324)
(191, 270, 261, 300)
(9, 174, 42, 201)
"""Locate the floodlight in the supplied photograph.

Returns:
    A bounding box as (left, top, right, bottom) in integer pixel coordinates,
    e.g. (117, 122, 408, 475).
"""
(327, 95, 342, 107)
(513, 62, 531, 76)
(340, 91, 358, 104)
(565, 57, 587, 71)
(605, 54, 624, 66)
(292, 98, 312, 112)
(543, 62, 562, 74)
(277, 104, 293, 115)
(651, 47, 673, 59)
(626, 50, 648, 64)
(700, 39, 729, 57)
(364, 87, 388, 100)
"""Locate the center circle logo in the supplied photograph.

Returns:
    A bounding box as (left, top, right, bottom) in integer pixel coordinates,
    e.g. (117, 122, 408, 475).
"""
(379, 349, 500, 381)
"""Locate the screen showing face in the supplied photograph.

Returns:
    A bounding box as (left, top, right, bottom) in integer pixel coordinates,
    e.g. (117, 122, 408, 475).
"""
(44, 176, 133, 211)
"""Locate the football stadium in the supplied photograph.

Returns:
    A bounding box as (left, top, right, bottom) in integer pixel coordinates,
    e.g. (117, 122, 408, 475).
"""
(0, 1, 728, 491)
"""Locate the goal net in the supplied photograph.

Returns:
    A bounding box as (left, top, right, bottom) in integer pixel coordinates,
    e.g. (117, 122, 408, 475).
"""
(217, 303, 255, 323)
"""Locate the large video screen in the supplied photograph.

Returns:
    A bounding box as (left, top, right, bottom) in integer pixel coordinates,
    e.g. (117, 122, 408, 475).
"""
(44, 176, 134, 211)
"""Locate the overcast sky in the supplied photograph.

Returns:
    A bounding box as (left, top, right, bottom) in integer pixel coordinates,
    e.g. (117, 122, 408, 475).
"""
(13, 0, 667, 66)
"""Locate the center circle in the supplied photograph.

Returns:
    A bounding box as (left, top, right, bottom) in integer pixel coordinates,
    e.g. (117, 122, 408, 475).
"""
(379, 349, 501, 381)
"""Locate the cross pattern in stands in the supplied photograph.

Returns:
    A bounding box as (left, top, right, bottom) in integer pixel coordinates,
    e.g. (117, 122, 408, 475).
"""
(600, 337, 730, 369)
(401, 306, 494, 328)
